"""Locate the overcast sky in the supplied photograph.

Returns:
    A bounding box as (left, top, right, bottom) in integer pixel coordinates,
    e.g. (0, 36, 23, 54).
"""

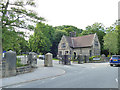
(35, 0, 119, 29)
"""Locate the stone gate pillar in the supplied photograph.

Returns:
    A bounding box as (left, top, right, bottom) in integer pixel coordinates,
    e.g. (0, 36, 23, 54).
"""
(78, 55, 83, 64)
(44, 53, 53, 67)
(28, 52, 37, 67)
(4, 50, 16, 77)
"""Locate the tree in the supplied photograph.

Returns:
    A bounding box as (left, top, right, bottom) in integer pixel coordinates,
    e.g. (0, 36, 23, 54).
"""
(2, 28, 28, 54)
(115, 20, 120, 54)
(106, 20, 120, 55)
(0, 22, 2, 58)
(1, 0, 45, 30)
(1, 0, 45, 53)
(29, 29, 52, 54)
(81, 23, 106, 54)
(103, 31, 118, 55)
(36, 22, 55, 43)
(51, 30, 67, 57)
(54, 25, 83, 36)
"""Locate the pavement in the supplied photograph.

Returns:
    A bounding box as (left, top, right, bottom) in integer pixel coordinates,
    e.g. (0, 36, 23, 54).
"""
(0, 59, 65, 88)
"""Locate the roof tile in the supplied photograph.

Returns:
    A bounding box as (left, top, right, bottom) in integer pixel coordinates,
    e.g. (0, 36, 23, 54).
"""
(65, 34, 95, 48)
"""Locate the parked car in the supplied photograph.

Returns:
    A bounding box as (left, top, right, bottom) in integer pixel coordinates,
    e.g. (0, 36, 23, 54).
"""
(109, 55, 120, 66)
(38, 55, 45, 60)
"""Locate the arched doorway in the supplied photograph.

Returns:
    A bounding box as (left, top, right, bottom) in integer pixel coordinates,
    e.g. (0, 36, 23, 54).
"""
(74, 52, 76, 60)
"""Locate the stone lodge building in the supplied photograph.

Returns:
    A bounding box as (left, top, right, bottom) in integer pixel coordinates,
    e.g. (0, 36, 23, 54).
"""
(57, 33, 101, 58)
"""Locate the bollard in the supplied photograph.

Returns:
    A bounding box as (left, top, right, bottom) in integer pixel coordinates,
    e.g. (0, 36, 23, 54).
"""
(44, 53, 53, 67)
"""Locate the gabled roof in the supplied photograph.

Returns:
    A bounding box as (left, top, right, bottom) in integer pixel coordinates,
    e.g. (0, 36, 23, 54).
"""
(65, 34, 95, 48)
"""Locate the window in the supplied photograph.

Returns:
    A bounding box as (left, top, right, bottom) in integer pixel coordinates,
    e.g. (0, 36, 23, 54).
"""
(73, 52, 77, 59)
(89, 50, 92, 57)
(80, 49, 82, 54)
(59, 51, 62, 56)
(62, 43, 66, 48)
(95, 41, 98, 46)
(119, 56, 120, 59)
(70, 50, 72, 54)
(65, 51, 68, 54)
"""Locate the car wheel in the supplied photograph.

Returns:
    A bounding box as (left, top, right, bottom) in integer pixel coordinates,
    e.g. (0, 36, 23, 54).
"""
(110, 64, 113, 66)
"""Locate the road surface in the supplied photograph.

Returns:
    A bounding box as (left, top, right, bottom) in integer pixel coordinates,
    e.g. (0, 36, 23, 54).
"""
(5, 62, 118, 88)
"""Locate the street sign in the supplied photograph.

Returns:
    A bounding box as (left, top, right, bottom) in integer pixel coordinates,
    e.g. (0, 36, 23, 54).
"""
(93, 58, 100, 60)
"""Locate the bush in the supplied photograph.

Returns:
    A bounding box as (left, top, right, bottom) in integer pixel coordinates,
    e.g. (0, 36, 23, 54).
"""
(53, 58, 59, 61)
(16, 58, 26, 67)
(89, 55, 101, 61)
(95, 55, 101, 58)
(107, 55, 111, 57)
(89, 57, 93, 61)
(37, 55, 39, 58)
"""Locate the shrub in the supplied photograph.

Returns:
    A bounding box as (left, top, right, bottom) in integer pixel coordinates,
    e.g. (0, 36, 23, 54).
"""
(107, 55, 111, 57)
(37, 55, 39, 58)
(89, 57, 93, 61)
(16, 58, 26, 67)
(89, 55, 101, 61)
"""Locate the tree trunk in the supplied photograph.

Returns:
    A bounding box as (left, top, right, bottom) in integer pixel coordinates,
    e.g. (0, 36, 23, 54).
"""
(109, 51, 111, 56)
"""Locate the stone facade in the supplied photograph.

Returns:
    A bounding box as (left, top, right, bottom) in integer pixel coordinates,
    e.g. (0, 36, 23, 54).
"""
(58, 33, 100, 58)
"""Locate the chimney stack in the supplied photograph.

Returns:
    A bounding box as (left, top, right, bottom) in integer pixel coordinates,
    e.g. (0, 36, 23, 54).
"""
(69, 32, 76, 37)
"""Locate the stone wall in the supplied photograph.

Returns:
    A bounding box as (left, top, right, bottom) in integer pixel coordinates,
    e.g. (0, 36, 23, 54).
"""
(58, 34, 101, 57)
(92, 34, 101, 56)
(58, 36, 71, 55)
(16, 66, 33, 75)
(1, 51, 37, 78)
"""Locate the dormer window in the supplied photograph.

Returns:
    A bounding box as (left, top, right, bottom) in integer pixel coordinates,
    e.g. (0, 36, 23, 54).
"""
(95, 41, 98, 46)
(62, 43, 66, 48)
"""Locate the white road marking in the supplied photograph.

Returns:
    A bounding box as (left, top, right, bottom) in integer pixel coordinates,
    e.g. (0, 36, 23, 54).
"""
(6, 84, 26, 88)
(115, 78, 118, 83)
(91, 67, 96, 69)
(51, 77, 56, 80)
(64, 66, 71, 68)
(16, 85, 23, 87)
(41, 81, 45, 83)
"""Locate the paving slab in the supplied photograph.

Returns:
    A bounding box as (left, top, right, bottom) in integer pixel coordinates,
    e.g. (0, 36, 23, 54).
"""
(1, 60, 65, 88)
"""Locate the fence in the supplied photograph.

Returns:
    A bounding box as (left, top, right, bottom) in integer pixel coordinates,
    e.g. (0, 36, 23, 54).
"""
(17, 55, 28, 65)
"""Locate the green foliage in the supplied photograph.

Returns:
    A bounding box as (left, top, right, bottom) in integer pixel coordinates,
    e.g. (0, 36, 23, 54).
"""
(103, 31, 118, 55)
(89, 55, 101, 62)
(54, 30, 67, 43)
(92, 56, 96, 58)
(51, 30, 68, 57)
(51, 25, 83, 57)
(16, 58, 25, 67)
(36, 22, 55, 43)
(53, 58, 59, 61)
(37, 55, 39, 58)
(89, 57, 93, 61)
(107, 55, 111, 57)
(54, 25, 83, 36)
(29, 28, 52, 54)
(115, 24, 120, 54)
(2, 27, 29, 54)
(81, 23, 106, 54)
(1, 0, 45, 54)
(1, 0, 45, 31)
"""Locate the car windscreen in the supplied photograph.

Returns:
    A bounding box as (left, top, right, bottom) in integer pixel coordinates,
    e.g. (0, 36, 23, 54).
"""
(119, 56, 120, 59)
(112, 56, 118, 59)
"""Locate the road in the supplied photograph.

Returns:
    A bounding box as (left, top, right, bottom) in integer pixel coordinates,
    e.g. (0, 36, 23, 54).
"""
(6, 62, 118, 88)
